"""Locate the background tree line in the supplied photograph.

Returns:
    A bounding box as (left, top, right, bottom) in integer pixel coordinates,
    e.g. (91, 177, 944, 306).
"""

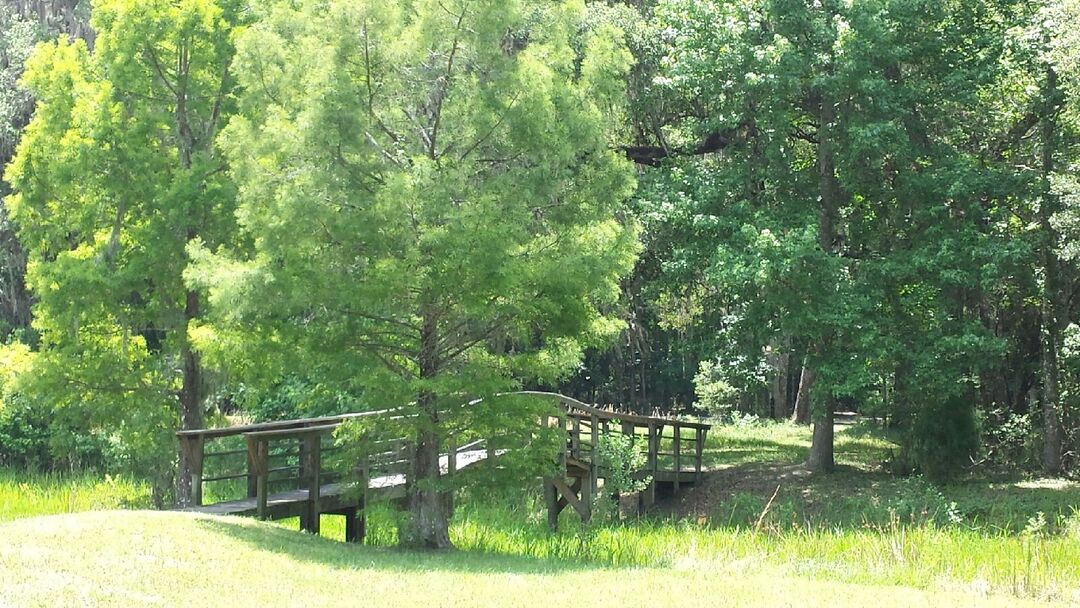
(0, 0, 1077, 535)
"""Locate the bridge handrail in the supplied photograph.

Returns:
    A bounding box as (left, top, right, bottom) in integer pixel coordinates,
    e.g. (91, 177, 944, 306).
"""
(505, 391, 712, 431)
(176, 408, 395, 440)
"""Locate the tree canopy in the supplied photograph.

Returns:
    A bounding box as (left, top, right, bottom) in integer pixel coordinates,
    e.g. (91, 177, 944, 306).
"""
(1, 0, 1080, 545)
(185, 0, 639, 547)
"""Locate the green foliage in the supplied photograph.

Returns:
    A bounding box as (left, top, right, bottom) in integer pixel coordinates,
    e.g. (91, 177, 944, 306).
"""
(0, 394, 52, 471)
(909, 395, 980, 481)
(187, 0, 638, 541)
(239, 377, 357, 422)
(3, 0, 246, 490)
(979, 407, 1041, 470)
(693, 359, 739, 420)
(595, 427, 649, 495)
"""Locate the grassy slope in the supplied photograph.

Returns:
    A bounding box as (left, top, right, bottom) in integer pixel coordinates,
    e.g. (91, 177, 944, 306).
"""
(0, 511, 1058, 608)
(2, 421, 1078, 605)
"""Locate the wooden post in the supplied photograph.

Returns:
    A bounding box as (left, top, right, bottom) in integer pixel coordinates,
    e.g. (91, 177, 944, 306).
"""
(580, 468, 594, 524)
(673, 424, 682, 493)
(589, 413, 599, 464)
(589, 413, 600, 502)
(345, 500, 366, 543)
(571, 416, 581, 459)
(254, 439, 269, 520)
(246, 438, 258, 498)
(190, 435, 205, 507)
(302, 434, 321, 534)
(298, 437, 310, 531)
(695, 428, 705, 483)
(644, 422, 657, 507)
(558, 413, 568, 473)
(543, 479, 559, 531)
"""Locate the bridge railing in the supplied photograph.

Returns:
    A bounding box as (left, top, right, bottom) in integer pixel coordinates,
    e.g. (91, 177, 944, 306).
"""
(178, 392, 709, 531)
(176, 410, 409, 510)
(176, 411, 485, 522)
(511, 391, 711, 488)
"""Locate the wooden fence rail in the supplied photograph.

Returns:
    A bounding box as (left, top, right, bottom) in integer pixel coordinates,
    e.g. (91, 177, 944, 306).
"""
(176, 392, 710, 539)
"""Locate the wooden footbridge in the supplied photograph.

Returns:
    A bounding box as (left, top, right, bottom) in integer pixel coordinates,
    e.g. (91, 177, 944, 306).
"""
(177, 392, 710, 541)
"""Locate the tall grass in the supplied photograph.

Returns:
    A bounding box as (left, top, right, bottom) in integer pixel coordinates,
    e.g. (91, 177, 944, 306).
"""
(0, 469, 149, 522)
(276, 489, 1079, 602)
(444, 500, 1080, 601)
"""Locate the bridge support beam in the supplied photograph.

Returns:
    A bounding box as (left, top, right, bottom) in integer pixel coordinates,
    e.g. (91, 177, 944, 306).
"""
(545, 475, 591, 529)
(344, 502, 366, 543)
(544, 479, 559, 530)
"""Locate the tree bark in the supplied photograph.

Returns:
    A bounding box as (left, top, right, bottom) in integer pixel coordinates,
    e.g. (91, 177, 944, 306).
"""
(403, 424, 452, 549)
(401, 306, 453, 549)
(1039, 61, 1063, 477)
(791, 363, 813, 424)
(177, 288, 202, 507)
(768, 342, 792, 419)
(806, 397, 835, 472)
(174, 43, 201, 505)
(806, 80, 840, 472)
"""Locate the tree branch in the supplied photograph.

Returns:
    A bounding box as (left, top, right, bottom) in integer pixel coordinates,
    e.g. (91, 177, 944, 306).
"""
(621, 128, 734, 166)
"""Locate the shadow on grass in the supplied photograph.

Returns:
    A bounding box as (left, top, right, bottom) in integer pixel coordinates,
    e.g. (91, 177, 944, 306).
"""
(671, 421, 1080, 535)
(673, 461, 1080, 535)
(701, 435, 808, 469)
(192, 515, 618, 574)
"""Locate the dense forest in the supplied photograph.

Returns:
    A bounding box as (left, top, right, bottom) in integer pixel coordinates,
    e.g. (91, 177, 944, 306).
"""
(1, 0, 1079, 545)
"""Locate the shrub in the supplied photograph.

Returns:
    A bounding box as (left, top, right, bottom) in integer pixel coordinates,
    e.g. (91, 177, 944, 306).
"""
(909, 394, 980, 481)
(693, 360, 739, 421)
(243, 376, 356, 422)
(596, 428, 650, 495)
(0, 393, 52, 470)
(978, 406, 1040, 470)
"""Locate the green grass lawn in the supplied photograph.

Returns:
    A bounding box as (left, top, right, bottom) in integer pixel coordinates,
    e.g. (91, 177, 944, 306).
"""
(1, 420, 1078, 606)
(0, 510, 1063, 608)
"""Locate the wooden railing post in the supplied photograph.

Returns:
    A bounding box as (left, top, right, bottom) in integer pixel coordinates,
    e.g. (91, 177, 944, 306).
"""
(190, 436, 204, 507)
(557, 410, 567, 474)
(244, 437, 269, 520)
(246, 441, 258, 498)
(571, 416, 581, 459)
(448, 435, 458, 477)
(695, 428, 705, 482)
(297, 437, 309, 530)
(347, 453, 369, 543)
(645, 422, 658, 508)
(302, 434, 321, 534)
(588, 413, 600, 507)
(673, 424, 682, 493)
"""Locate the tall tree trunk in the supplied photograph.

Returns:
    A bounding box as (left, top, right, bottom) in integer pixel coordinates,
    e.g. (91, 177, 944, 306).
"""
(177, 288, 202, 507)
(806, 86, 840, 473)
(402, 306, 453, 549)
(1039, 61, 1063, 477)
(175, 48, 201, 504)
(768, 341, 792, 419)
(791, 363, 813, 424)
(806, 397, 835, 472)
